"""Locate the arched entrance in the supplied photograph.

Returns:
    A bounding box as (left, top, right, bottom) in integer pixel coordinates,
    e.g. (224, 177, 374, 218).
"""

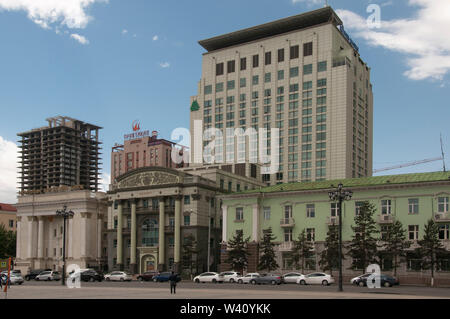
(141, 254, 157, 274)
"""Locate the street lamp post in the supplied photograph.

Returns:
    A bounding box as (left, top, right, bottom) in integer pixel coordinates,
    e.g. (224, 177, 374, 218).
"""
(56, 205, 74, 286)
(328, 184, 352, 292)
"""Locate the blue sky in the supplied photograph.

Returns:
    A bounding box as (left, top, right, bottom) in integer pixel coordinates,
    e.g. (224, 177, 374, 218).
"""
(0, 0, 449, 202)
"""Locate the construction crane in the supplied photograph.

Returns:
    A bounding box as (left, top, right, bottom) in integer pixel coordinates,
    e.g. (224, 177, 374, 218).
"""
(373, 157, 444, 174)
(373, 135, 446, 174)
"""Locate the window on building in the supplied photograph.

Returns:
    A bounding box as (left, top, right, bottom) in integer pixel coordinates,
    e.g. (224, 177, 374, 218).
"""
(331, 203, 339, 217)
(284, 229, 292, 242)
(303, 64, 313, 75)
(317, 78, 327, 87)
(184, 215, 190, 226)
(381, 200, 392, 215)
(216, 63, 224, 76)
(252, 54, 259, 68)
(408, 198, 419, 214)
(439, 224, 450, 240)
(290, 45, 299, 59)
(263, 207, 271, 220)
(380, 225, 390, 241)
(204, 85, 212, 95)
(113, 239, 117, 248)
(290, 67, 299, 78)
(265, 51, 271, 65)
(408, 225, 419, 241)
(240, 57, 247, 70)
(306, 204, 315, 218)
(142, 218, 158, 247)
(264, 73, 271, 83)
(228, 181, 232, 192)
(318, 61, 327, 72)
(306, 228, 315, 242)
(216, 82, 224, 92)
(240, 78, 246, 88)
(438, 197, 449, 213)
(184, 195, 190, 205)
(355, 202, 364, 215)
(227, 60, 235, 73)
(303, 42, 313, 56)
(236, 207, 244, 221)
(8, 220, 14, 228)
(278, 48, 285, 62)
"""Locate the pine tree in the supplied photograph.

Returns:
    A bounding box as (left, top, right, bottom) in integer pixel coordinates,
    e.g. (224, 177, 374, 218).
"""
(416, 219, 447, 287)
(291, 229, 314, 273)
(347, 201, 379, 274)
(379, 220, 410, 276)
(258, 228, 279, 272)
(225, 230, 251, 273)
(182, 233, 198, 278)
(319, 225, 340, 276)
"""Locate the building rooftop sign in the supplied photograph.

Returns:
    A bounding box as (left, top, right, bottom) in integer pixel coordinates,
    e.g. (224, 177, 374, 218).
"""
(124, 120, 150, 141)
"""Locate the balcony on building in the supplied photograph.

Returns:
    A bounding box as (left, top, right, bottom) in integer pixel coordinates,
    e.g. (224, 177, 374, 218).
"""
(326, 216, 339, 226)
(378, 214, 395, 224)
(434, 212, 450, 222)
(280, 218, 295, 228)
(279, 242, 294, 251)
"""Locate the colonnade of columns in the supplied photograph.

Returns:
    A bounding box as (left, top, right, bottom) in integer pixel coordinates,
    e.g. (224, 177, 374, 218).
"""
(115, 196, 182, 273)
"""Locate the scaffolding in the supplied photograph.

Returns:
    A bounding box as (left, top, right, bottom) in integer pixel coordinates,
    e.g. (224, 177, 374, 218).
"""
(17, 116, 102, 194)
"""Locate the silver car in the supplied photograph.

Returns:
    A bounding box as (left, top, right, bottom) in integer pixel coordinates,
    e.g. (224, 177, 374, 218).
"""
(9, 273, 24, 285)
(282, 272, 304, 284)
(104, 271, 132, 282)
(35, 271, 61, 281)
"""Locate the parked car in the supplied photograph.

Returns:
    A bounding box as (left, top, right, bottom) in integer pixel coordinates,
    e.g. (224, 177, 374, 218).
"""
(297, 272, 334, 286)
(1, 270, 21, 276)
(137, 271, 158, 281)
(35, 271, 61, 281)
(249, 273, 283, 285)
(219, 271, 241, 283)
(193, 272, 224, 283)
(8, 273, 24, 285)
(282, 272, 304, 284)
(354, 274, 399, 287)
(80, 270, 104, 282)
(104, 271, 132, 282)
(153, 272, 181, 282)
(350, 273, 371, 285)
(24, 269, 51, 281)
(237, 273, 260, 284)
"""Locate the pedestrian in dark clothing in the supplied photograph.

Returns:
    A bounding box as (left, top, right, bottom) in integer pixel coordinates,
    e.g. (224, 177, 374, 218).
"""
(169, 271, 177, 294)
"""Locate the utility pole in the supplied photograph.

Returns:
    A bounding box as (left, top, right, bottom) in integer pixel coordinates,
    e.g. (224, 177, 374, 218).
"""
(207, 197, 212, 272)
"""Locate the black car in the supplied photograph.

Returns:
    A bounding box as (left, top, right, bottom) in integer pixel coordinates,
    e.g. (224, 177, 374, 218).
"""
(24, 269, 51, 281)
(355, 274, 399, 287)
(137, 271, 158, 281)
(80, 270, 104, 282)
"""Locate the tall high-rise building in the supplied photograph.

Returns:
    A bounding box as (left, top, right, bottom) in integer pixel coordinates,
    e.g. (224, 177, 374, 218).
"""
(18, 116, 102, 194)
(190, 7, 373, 185)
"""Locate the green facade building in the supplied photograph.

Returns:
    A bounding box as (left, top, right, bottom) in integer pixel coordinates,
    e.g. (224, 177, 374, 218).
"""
(219, 171, 450, 285)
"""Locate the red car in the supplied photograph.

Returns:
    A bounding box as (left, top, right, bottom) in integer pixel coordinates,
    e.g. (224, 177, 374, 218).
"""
(137, 271, 158, 281)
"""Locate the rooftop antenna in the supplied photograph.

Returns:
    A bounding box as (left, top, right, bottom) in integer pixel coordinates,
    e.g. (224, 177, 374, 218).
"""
(441, 133, 446, 172)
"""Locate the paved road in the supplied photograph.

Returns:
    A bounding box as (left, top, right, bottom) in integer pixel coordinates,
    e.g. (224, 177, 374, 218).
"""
(3, 280, 450, 299)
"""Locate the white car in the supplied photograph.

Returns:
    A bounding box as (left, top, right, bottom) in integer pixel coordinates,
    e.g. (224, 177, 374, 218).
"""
(282, 272, 304, 284)
(237, 273, 260, 284)
(35, 271, 61, 281)
(9, 273, 24, 285)
(104, 271, 132, 282)
(193, 272, 224, 283)
(297, 272, 335, 286)
(350, 273, 371, 285)
(219, 271, 241, 283)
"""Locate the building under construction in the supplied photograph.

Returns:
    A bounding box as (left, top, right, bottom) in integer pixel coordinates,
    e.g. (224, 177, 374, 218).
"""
(18, 116, 102, 194)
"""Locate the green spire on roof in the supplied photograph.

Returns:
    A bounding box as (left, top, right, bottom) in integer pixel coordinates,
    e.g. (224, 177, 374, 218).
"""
(190, 100, 200, 112)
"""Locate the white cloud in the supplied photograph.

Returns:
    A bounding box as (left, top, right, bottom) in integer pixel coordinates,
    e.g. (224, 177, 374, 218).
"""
(70, 33, 89, 45)
(152, 35, 159, 41)
(0, 0, 108, 30)
(99, 173, 110, 193)
(337, 0, 450, 81)
(159, 62, 170, 68)
(122, 29, 128, 35)
(0, 136, 18, 203)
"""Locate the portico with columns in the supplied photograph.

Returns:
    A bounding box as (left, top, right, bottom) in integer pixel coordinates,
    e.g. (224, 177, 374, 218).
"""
(15, 190, 107, 274)
(107, 166, 223, 274)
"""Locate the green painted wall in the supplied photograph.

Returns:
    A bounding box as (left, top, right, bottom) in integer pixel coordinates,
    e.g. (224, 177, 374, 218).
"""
(223, 183, 450, 243)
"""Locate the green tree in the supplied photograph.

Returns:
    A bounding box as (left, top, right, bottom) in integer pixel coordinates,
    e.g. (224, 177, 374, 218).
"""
(0, 224, 16, 259)
(225, 230, 251, 273)
(258, 228, 279, 272)
(319, 225, 340, 276)
(379, 220, 410, 276)
(291, 229, 314, 273)
(347, 201, 379, 273)
(182, 233, 199, 278)
(416, 219, 447, 287)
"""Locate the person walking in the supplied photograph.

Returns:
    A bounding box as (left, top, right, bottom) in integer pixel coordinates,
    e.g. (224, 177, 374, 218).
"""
(169, 271, 177, 294)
